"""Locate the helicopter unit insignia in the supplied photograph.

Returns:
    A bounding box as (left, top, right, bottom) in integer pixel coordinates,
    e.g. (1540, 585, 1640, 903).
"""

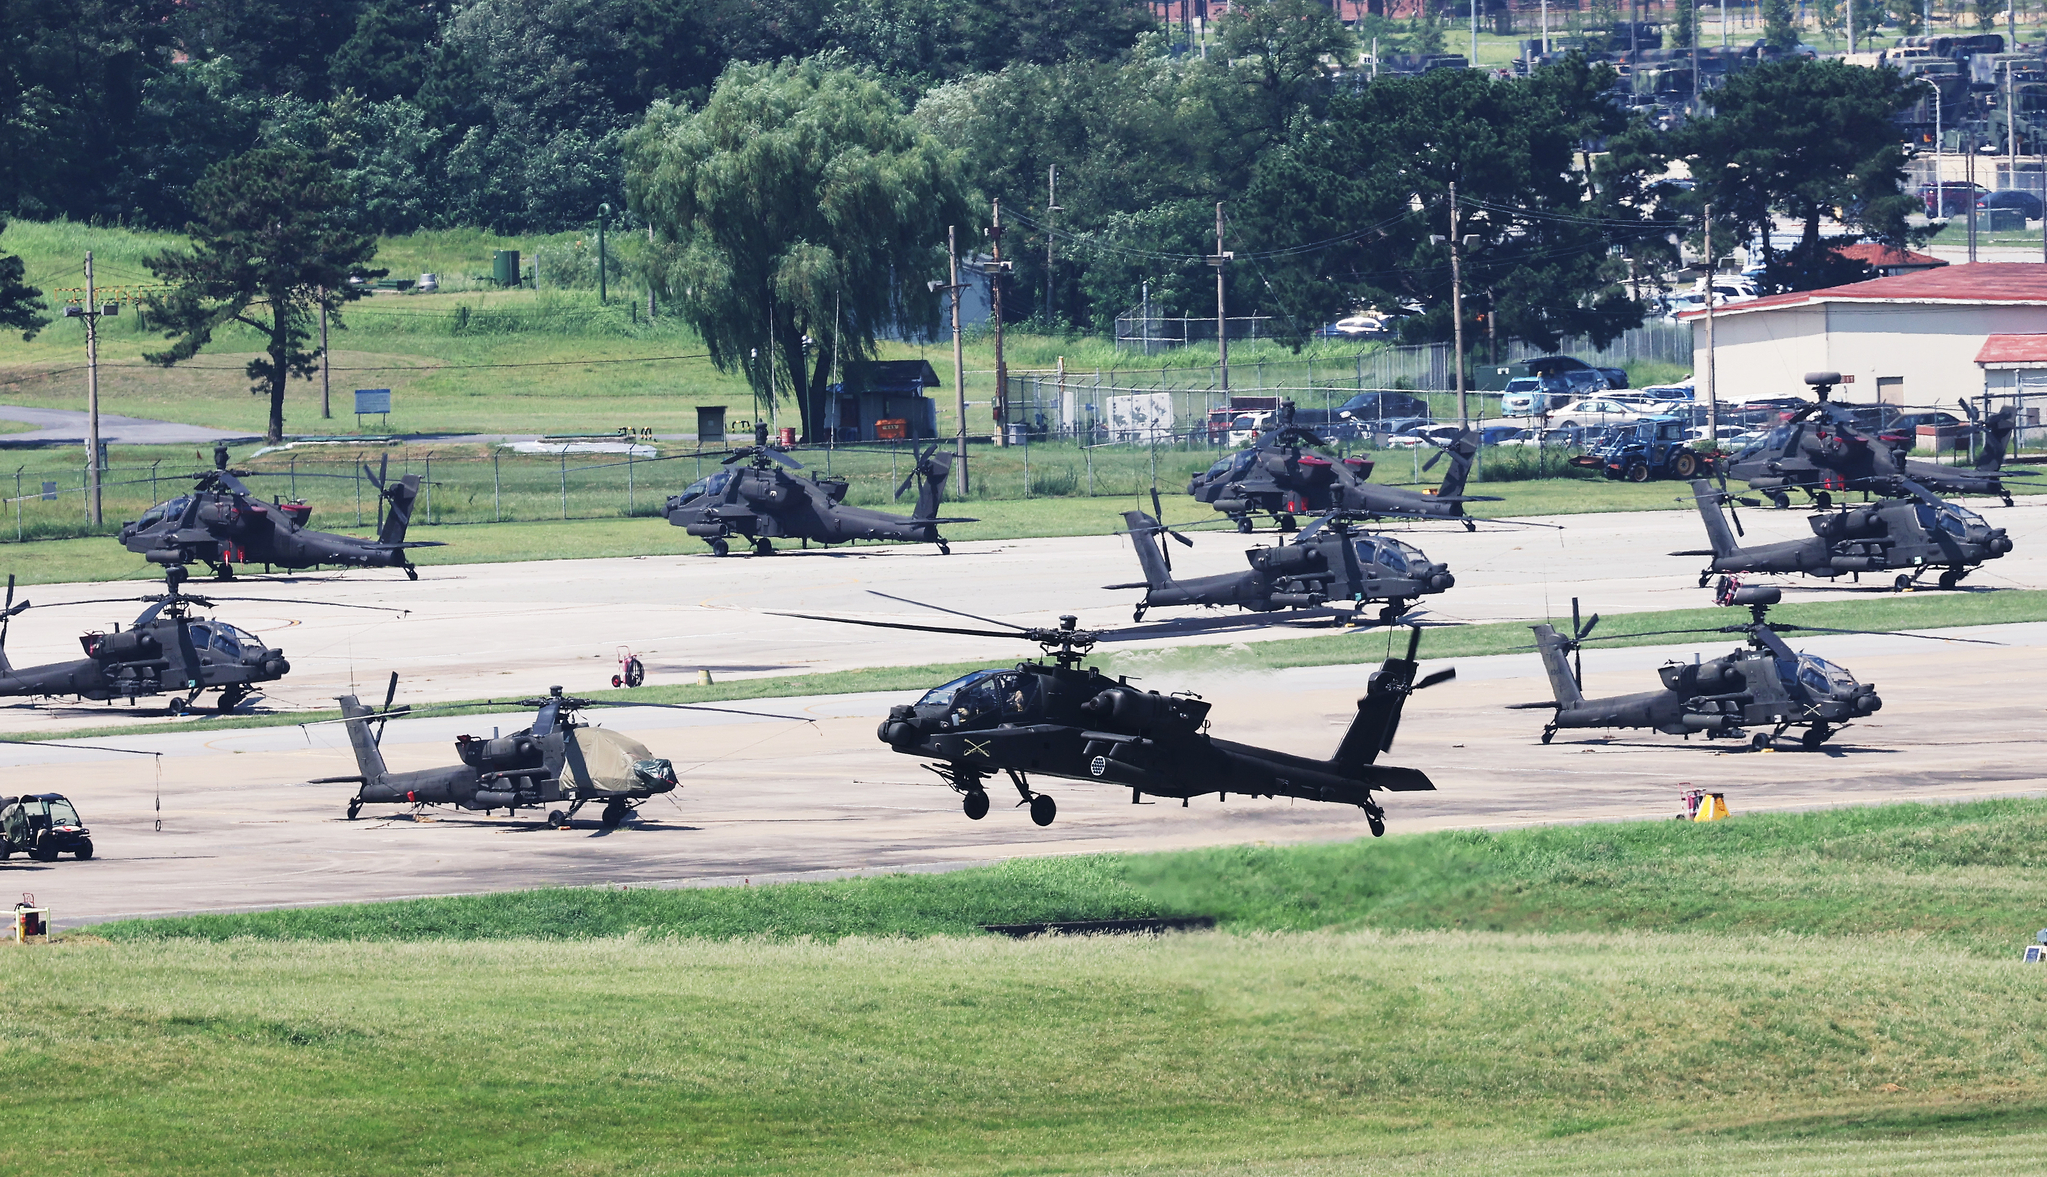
(1089, 756, 1107, 777)
(964, 739, 992, 758)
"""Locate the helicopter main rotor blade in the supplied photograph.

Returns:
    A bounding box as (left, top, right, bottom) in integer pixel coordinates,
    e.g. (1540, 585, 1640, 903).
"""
(1414, 667, 1456, 690)
(864, 590, 1025, 631)
(766, 609, 1023, 642)
(1765, 622, 2003, 645)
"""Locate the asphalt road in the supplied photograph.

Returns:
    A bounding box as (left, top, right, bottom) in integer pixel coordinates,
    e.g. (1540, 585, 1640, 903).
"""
(0, 404, 257, 446)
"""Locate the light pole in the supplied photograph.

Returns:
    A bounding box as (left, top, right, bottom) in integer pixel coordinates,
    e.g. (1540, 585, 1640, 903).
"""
(60, 251, 117, 525)
(1208, 202, 1232, 392)
(1920, 77, 1942, 221)
(983, 201, 1014, 444)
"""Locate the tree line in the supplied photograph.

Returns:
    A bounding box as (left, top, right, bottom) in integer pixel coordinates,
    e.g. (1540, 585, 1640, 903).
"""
(2, 0, 1924, 442)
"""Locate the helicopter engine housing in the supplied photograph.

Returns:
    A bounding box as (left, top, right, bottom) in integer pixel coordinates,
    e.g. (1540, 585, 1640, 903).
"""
(1080, 687, 1211, 734)
(455, 733, 544, 773)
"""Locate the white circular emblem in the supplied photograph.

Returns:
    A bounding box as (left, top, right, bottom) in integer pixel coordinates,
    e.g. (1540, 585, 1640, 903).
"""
(1089, 755, 1108, 777)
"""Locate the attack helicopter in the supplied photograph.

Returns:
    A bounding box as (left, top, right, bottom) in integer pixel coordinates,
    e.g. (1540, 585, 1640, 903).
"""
(1725, 373, 2031, 507)
(1114, 500, 1454, 624)
(1678, 478, 2013, 590)
(770, 598, 1451, 833)
(665, 426, 976, 556)
(0, 567, 396, 712)
(1509, 583, 1990, 750)
(119, 448, 440, 579)
(1190, 415, 1499, 532)
(309, 679, 804, 828)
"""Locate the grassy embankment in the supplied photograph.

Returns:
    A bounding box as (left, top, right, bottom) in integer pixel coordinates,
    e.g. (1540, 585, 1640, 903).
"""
(14, 586, 2044, 742)
(4, 798, 2043, 1173)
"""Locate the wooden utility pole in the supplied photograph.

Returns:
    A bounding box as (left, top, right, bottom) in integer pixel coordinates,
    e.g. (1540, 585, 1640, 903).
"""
(987, 200, 1014, 445)
(1704, 203, 1718, 446)
(84, 251, 102, 524)
(1209, 202, 1232, 392)
(319, 288, 331, 419)
(950, 227, 968, 494)
(1044, 167, 1061, 325)
(1448, 183, 1467, 429)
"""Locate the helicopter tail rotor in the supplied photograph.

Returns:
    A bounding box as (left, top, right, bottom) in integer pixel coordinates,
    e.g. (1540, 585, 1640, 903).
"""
(903, 446, 955, 519)
(0, 574, 22, 670)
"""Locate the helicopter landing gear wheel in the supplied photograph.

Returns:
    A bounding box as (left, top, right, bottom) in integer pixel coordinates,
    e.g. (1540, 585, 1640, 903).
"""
(1939, 568, 1962, 590)
(1541, 724, 1556, 745)
(753, 538, 774, 556)
(1894, 573, 1914, 592)
(1766, 492, 1790, 509)
(1236, 517, 1254, 534)
(403, 564, 419, 581)
(1801, 725, 1832, 751)
(706, 538, 728, 557)
(1028, 793, 1057, 827)
(937, 541, 950, 555)
(1462, 518, 1477, 532)
(1813, 492, 1832, 510)
(1378, 600, 1406, 626)
(1132, 605, 1147, 623)
(547, 809, 569, 829)
(213, 685, 249, 713)
(962, 789, 990, 821)
(1365, 804, 1386, 838)
(600, 800, 628, 829)
(346, 798, 362, 820)
(1751, 732, 1773, 751)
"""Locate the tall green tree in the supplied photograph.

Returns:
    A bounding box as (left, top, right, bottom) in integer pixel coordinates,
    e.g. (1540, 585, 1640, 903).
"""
(1764, 0, 1801, 46)
(1216, 0, 1356, 114)
(143, 148, 383, 443)
(625, 59, 975, 441)
(0, 220, 48, 340)
(1683, 58, 1921, 291)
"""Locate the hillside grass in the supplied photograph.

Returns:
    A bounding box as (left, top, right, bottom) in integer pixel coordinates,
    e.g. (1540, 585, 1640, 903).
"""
(14, 586, 2044, 743)
(21, 799, 2047, 1173)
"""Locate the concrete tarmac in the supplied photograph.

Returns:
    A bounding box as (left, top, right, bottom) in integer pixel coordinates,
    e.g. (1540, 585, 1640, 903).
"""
(7, 621, 2043, 928)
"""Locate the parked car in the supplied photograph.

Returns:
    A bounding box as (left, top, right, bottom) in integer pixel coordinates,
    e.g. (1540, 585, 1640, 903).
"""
(1499, 375, 1577, 416)
(1687, 423, 1749, 442)
(1547, 396, 1665, 432)
(1384, 423, 1463, 448)
(1640, 381, 1694, 401)
(1920, 181, 1989, 216)
(1370, 415, 1436, 439)
(1225, 411, 1276, 447)
(1333, 391, 1432, 430)
(1883, 409, 1966, 450)
(1976, 189, 2043, 220)
(1479, 425, 1536, 446)
(1319, 313, 1388, 337)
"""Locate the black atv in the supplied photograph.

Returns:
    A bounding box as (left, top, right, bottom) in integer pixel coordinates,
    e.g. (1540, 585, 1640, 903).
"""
(0, 793, 94, 862)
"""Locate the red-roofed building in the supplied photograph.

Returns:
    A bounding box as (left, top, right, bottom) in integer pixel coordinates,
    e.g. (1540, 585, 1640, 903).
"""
(1973, 335, 2047, 425)
(1831, 243, 1949, 277)
(1678, 263, 2047, 406)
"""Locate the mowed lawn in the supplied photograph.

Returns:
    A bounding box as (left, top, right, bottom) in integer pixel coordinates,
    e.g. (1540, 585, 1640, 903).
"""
(5, 800, 2046, 1174)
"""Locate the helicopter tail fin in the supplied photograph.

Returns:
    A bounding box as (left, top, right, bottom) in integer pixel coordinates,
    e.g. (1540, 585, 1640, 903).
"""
(1530, 624, 1584, 706)
(1975, 405, 2017, 472)
(1120, 511, 1175, 588)
(1332, 627, 1433, 770)
(1690, 479, 1740, 558)
(336, 694, 389, 784)
(1434, 429, 1482, 511)
(378, 476, 422, 545)
(912, 452, 954, 520)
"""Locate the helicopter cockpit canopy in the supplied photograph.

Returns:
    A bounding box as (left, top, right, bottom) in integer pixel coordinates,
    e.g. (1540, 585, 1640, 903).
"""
(1791, 653, 1858, 699)
(135, 497, 191, 529)
(1915, 500, 1991, 542)
(1357, 536, 1425, 576)
(678, 470, 736, 503)
(917, 668, 1039, 728)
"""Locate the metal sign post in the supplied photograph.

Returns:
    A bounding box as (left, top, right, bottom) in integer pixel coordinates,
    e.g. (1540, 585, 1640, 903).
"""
(354, 388, 392, 432)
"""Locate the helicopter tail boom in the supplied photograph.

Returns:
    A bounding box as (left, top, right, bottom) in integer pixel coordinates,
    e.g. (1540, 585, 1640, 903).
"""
(1332, 627, 1428, 770)
(1529, 624, 1586, 707)
(337, 694, 390, 784)
(377, 476, 423, 546)
(1432, 429, 1482, 511)
(1975, 404, 2017, 473)
(1121, 511, 1176, 589)
(911, 451, 955, 521)
(1689, 479, 1741, 558)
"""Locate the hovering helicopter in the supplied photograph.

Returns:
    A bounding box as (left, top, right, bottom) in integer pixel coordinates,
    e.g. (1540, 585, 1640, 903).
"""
(1190, 416, 1499, 532)
(1510, 583, 1989, 750)
(1678, 478, 2013, 590)
(0, 567, 393, 712)
(1115, 500, 1454, 624)
(311, 680, 801, 828)
(119, 448, 440, 579)
(771, 599, 1451, 833)
(664, 426, 975, 555)
(1725, 373, 2031, 508)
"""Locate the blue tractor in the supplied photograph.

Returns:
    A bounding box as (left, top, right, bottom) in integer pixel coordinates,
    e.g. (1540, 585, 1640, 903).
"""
(1569, 415, 1718, 482)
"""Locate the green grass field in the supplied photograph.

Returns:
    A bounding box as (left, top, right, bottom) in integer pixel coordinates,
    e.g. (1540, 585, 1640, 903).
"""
(5, 799, 2042, 1174)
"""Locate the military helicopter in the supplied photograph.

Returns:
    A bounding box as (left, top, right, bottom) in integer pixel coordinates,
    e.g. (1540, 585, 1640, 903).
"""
(665, 426, 975, 556)
(770, 599, 1451, 834)
(1725, 373, 2031, 508)
(0, 567, 394, 712)
(309, 679, 804, 828)
(1509, 583, 1991, 750)
(1191, 415, 1499, 532)
(1114, 500, 1455, 625)
(119, 448, 440, 579)
(1678, 478, 2014, 590)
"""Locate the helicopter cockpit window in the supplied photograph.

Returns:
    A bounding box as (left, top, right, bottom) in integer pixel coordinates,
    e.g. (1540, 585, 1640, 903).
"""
(1229, 449, 1257, 477)
(680, 470, 735, 502)
(187, 623, 212, 649)
(1205, 456, 1233, 478)
(916, 668, 1000, 709)
(1370, 539, 1415, 574)
(946, 671, 1035, 728)
(1795, 654, 1855, 697)
(211, 623, 253, 656)
(137, 496, 190, 529)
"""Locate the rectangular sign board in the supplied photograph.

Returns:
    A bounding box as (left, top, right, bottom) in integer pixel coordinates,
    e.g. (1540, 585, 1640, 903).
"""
(354, 388, 392, 414)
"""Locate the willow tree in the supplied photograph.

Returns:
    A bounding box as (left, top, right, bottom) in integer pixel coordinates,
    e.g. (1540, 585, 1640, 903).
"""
(624, 59, 976, 441)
